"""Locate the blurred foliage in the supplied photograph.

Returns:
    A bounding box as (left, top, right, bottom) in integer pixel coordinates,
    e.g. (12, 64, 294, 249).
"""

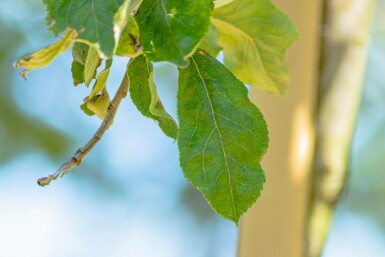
(0, 17, 71, 164)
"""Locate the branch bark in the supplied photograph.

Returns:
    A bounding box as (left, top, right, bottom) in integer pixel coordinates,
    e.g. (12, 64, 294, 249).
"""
(305, 1, 376, 256)
(37, 70, 129, 186)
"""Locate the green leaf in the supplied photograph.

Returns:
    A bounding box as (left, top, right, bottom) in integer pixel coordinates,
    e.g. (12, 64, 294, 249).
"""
(198, 25, 222, 57)
(89, 59, 112, 99)
(211, 0, 299, 94)
(114, 0, 143, 57)
(214, 0, 233, 7)
(81, 59, 112, 118)
(115, 17, 142, 57)
(80, 102, 95, 116)
(177, 51, 269, 223)
(114, 0, 143, 36)
(87, 89, 111, 119)
(128, 55, 179, 139)
(14, 29, 77, 79)
(135, 0, 214, 67)
(71, 42, 89, 85)
(43, 0, 125, 58)
(84, 46, 101, 87)
(71, 62, 85, 85)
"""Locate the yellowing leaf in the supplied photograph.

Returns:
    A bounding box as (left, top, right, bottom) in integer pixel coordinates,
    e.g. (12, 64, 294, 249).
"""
(87, 89, 111, 120)
(115, 17, 143, 57)
(212, 0, 299, 94)
(14, 29, 77, 79)
(214, 0, 233, 7)
(89, 60, 112, 99)
(84, 46, 101, 87)
(114, 0, 143, 40)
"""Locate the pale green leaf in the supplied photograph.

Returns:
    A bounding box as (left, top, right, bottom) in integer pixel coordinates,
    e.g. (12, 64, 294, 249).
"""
(87, 89, 110, 119)
(214, 0, 233, 7)
(80, 102, 95, 116)
(128, 55, 179, 139)
(43, 0, 125, 58)
(89, 60, 112, 99)
(84, 46, 101, 87)
(135, 0, 214, 67)
(14, 29, 77, 79)
(212, 0, 299, 94)
(177, 51, 269, 223)
(114, 0, 143, 39)
(115, 17, 142, 57)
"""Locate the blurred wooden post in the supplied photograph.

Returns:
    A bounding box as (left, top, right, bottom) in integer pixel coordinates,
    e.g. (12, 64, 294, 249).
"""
(237, 1, 323, 257)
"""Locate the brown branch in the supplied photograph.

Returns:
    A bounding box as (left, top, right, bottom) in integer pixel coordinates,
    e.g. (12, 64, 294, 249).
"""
(37, 71, 129, 187)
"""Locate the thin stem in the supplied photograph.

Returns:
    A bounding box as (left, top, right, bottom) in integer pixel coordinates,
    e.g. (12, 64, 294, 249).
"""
(37, 71, 129, 187)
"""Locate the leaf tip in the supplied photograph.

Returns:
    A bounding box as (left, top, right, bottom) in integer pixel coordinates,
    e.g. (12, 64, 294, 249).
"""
(19, 70, 29, 81)
(37, 176, 51, 187)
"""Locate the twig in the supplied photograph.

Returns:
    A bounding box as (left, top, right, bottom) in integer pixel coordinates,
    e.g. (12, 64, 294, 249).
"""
(37, 71, 129, 186)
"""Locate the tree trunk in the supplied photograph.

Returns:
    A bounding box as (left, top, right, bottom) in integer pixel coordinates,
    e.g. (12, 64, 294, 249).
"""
(237, 0, 323, 256)
(306, 1, 376, 257)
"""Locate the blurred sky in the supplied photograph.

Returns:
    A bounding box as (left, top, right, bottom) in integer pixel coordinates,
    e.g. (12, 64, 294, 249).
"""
(1, 1, 385, 257)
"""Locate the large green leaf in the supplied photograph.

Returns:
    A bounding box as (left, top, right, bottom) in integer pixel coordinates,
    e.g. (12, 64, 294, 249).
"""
(177, 51, 269, 223)
(43, 0, 125, 58)
(211, 0, 299, 94)
(135, 0, 214, 67)
(128, 55, 179, 139)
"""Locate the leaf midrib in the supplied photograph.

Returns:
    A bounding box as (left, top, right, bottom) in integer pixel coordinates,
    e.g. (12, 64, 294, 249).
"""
(191, 56, 237, 218)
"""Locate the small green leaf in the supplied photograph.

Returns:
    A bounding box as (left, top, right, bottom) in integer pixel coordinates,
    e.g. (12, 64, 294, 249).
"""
(82, 59, 112, 119)
(84, 46, 101, 87)
(71, 62, 85, 85)
(43, 0, 125, 58)
(211, 0, 299, 94)
(80, 102, 95, 116)
(87, 89, 111, 119)
(14, 29, 77, 79)
(89, 59, 112, 99)
(114, 0, 143, 37)
(71, 42, 89, 85)
(177, 51, 269, 223)
(135, 0, 214, 67)
(72, 42, 89, 64)
(115, 17, 142, 57)
(128, 55, 179, 139)
(198, 25, 222, 57)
